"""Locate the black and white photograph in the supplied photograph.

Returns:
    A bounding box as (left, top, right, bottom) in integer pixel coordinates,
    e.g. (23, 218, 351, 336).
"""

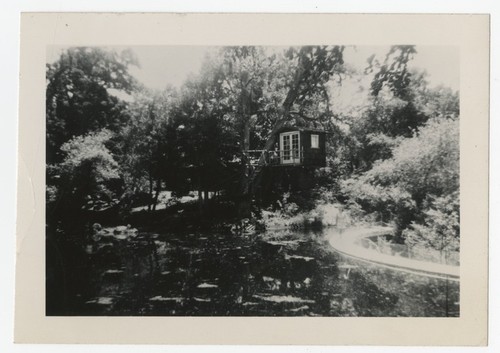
(9, 11, 490, 346)
(45, 44, 461, 317)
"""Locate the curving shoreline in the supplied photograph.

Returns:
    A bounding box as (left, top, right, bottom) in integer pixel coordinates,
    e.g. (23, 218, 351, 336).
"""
(325, 226, 460, 281)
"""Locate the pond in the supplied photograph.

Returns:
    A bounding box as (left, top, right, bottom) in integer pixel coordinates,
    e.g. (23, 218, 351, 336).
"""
(46, 228, 459, 317)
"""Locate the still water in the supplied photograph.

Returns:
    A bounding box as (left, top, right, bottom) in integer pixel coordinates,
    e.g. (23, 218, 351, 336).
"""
(49, 228, 459, 316)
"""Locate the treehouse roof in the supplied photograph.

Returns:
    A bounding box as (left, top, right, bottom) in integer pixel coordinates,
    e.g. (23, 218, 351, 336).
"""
(275, 126, 326, 134)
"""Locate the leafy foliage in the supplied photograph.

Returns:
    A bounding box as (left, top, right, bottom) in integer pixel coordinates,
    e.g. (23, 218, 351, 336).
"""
(47, 129, 122, 231)
(58, 129, 120, 182)
(341, 117, 459, 244)
(46, 47, 137, 163)
(117, 87, 175, 209)
(45, 45, 460, 254)
(367, 45, 417, 99)
(403, 191, 460, 253)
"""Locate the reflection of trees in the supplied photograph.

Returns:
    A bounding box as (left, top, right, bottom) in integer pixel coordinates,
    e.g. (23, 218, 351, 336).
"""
(339, 260, 459, 317)
(49, 228, 458, 316)
(339, 269, 398, 316)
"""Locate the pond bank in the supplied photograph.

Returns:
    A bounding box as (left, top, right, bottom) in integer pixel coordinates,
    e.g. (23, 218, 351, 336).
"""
(326, 226, 460, 281)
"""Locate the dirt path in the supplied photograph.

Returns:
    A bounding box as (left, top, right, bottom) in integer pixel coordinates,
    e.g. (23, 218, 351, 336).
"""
(326, 227, 460, 281)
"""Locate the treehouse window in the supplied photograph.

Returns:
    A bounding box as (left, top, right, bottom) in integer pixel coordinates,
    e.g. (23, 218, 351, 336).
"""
(311, 134, 319, 149)
(280, 131, 301, 164)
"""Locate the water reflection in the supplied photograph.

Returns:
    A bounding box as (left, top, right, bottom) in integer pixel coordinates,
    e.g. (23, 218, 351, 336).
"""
(55, 228, 459, 316)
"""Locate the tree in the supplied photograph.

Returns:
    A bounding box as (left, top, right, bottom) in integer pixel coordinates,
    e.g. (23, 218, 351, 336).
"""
(46, 47, 138, 163)
(207, 46, 285, 200)
(217, 47, 271, 151)
(210, 46, 346, 214)
(155, 60, 242, 205)
(343, 47, 459, 172)
(413, 84, 459, 120)
(403, 191, 460, 255)
(47, 129, 121, 231)
(224, 45, 345, 205)
(341, 117, 459, 240)
(118, 87, 176, 211)
(258, 46, 345, 152)
(367, 45, 417, 100)
(353, 46, 427, 157)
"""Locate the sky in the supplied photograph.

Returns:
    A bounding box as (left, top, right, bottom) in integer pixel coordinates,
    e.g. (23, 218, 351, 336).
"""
(47, 45, 459, 92)
(127, 45, 459, 92)
(128, 46, 210, 89)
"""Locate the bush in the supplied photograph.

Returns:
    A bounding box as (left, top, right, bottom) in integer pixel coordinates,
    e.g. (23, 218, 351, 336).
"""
(403, 191, 460, 253)
(341, 117, 459, 241)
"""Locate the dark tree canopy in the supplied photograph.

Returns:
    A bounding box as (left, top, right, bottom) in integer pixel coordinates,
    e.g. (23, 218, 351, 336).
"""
(46, 47, 138, 163)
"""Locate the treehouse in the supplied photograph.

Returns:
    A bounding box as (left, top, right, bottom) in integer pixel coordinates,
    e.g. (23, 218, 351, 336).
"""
(275, 127, 326, 167)
(246, 127, 327, 168)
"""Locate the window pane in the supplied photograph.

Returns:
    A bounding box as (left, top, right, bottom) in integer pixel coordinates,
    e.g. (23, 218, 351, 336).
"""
(311, 134, 319, 148)
(283, 135, 290, 160)
(292, 134, 299, 158)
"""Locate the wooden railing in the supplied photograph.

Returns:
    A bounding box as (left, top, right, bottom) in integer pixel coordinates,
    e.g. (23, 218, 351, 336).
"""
(244, 148, 304, 166)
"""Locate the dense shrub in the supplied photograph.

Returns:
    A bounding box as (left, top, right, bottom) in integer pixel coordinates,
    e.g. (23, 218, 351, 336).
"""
(341, 117, 459, 245)
(403, 191, 460, 253)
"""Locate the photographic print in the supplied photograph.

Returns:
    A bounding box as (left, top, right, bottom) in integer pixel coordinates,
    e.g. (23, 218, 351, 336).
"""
(15, 13, 488, 345)
(45, 44, 460, 317)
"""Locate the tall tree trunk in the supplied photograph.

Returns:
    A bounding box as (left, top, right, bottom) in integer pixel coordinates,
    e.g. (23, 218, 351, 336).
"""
(242, 46, 344, 214)
(148, 170, 154, 212)
(240, 67, 302, 210)
(240, 114, 255, 197)
(255, 66, 304, 163)
(152, 177, 161, 211)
